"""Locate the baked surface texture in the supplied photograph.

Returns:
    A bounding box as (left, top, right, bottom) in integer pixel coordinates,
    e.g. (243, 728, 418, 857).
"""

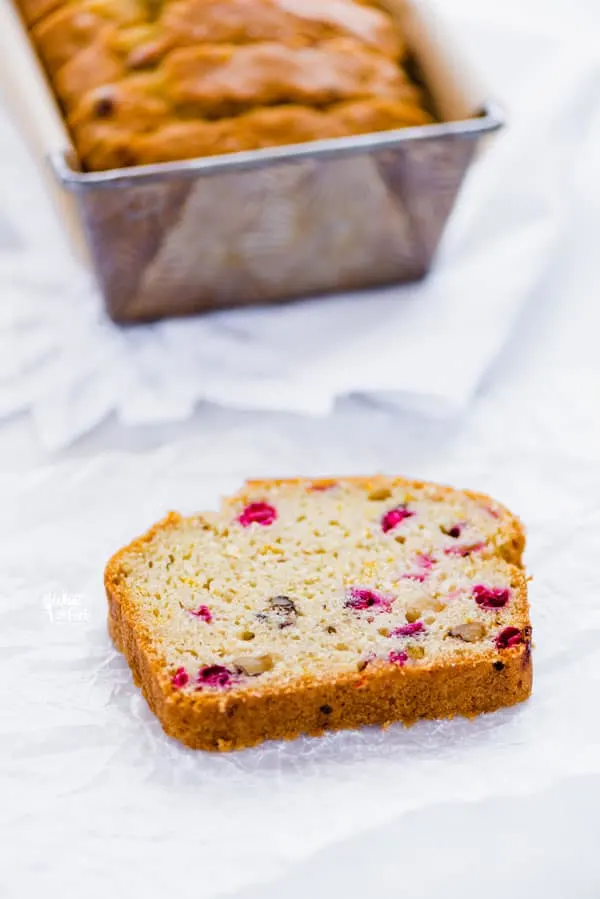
(105, 475, 532, 751)
(16, 0, 434, 170)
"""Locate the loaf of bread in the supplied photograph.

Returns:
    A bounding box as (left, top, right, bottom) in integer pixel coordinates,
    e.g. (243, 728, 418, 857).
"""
(15, 0, 434, 170)
(105, 475, 532, 751)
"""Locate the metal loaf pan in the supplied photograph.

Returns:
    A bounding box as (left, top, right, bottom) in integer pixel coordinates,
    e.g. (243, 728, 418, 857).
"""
(1, 0, 503, 323)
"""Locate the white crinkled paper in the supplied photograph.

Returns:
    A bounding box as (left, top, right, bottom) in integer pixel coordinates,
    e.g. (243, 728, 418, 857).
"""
(2, 369, 600, 899)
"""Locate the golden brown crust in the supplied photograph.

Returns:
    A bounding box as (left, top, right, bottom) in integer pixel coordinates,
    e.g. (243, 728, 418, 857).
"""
(158, 0, 405, 59)
(71, 96, 432, 170)
(18, 0, 65, 26)
(30, 1, 146, 75)
(105, 478, 532, 752)
(161, 39, 407, 113)
(15, 0, 433, 171)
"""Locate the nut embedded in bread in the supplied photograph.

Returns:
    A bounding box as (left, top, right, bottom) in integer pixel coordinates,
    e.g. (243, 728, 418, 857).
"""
(16, 0, 434, 170)
(105, 476, 532, 751)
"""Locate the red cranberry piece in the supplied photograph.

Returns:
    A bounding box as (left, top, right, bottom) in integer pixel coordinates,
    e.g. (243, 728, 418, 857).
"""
(238, 502, 277, 527)
(473, 584, 510, 609)
(345, 587, 393, 613)
(402, 552, 436, 582)
(381, 506, 415, 533)
(495, 627, 523, 649)
(196, 665, 237, 689)
(189, 604, 212, 623)
(389, 650, 408, 666)
(445, 541, 486, 557)
(390, 621, 425, 637)
(403, 572, 427, 583)
(171, 667, 189, 689)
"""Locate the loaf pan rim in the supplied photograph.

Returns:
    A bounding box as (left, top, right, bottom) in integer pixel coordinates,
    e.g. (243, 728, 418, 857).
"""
(51, 101, 504, 191)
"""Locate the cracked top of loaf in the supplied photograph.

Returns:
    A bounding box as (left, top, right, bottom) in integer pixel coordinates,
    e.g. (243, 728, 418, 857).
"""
(16, 0, 434, 170)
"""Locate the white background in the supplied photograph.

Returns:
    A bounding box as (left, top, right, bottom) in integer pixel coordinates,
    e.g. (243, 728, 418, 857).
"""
(2, 0, 600, 897)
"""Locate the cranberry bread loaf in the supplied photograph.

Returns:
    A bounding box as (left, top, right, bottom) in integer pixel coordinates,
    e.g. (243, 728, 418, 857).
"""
(105, 476, 532, 751)
(15, 0, 434, 170)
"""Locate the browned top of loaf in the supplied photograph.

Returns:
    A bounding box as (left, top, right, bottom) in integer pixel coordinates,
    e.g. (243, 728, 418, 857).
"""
(16, 0, 434, 170)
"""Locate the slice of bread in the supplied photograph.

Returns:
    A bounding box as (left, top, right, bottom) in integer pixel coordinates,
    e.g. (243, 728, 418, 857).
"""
(105, 476, 532, 751)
